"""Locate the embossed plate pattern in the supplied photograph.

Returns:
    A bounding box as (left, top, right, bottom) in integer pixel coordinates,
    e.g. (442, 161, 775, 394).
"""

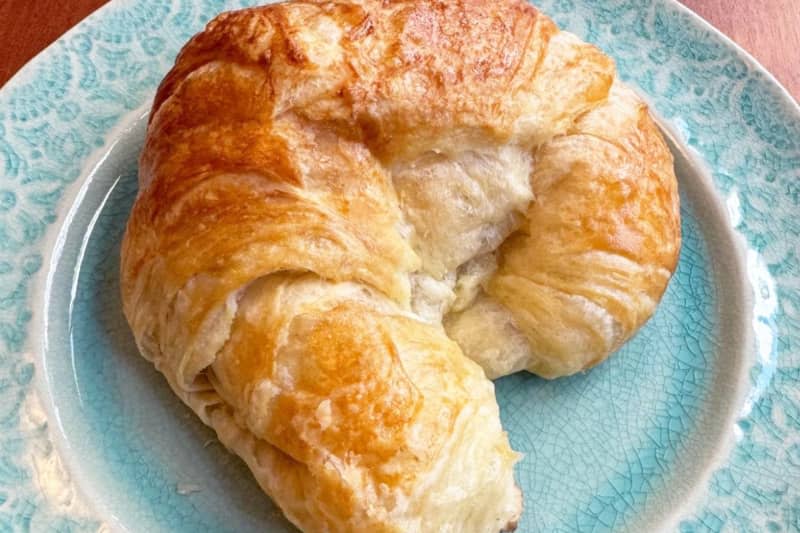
(0, 1, 798, 532)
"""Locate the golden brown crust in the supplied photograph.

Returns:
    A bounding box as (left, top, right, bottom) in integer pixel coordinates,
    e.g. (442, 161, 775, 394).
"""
(120, 0, 679, 530)
(487, 83, 681, 377)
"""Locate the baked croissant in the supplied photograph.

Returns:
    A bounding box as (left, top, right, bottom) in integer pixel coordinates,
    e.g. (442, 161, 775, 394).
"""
(120, 0, 680, 530)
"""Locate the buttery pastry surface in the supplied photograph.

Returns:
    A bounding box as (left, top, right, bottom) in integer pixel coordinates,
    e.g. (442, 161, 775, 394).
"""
(445, 81, 681, 379)
(120, 0, 680, 531)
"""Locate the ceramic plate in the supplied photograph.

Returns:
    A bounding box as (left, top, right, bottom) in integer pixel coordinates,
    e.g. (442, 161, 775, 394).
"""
(1, 1, 798, 531)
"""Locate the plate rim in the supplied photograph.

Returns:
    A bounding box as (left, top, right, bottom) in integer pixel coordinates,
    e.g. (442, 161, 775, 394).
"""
(1, 0, 798, 531)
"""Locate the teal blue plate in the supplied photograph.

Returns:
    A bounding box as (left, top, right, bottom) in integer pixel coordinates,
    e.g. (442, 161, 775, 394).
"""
(1, 1, 798, 532)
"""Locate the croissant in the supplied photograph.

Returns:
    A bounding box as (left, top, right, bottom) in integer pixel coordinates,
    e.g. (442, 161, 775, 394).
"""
(120, 0, 680, 530)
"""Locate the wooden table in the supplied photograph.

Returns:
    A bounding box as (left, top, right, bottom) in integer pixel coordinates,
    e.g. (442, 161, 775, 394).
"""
(681, 0, 799, 101)
(1, 0, 798, 101)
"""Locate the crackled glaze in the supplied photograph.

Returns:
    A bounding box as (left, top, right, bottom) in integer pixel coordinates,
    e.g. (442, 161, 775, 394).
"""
(0, 0, 798, 532)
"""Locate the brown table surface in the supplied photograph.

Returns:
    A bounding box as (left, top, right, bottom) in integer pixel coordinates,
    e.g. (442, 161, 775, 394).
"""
(1, 0, 799, 101)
